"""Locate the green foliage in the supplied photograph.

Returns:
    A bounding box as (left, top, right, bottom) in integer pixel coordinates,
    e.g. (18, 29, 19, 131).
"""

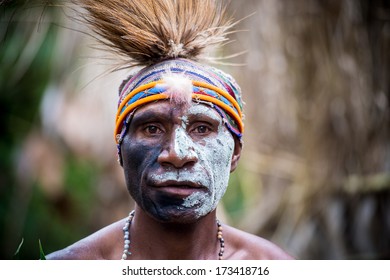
(12, 239, 24, 260)
(16, 157, 99, 259)
(0, 2, 99, 259)
(223, 164, 262, 224)
(39, 240, 46, 260)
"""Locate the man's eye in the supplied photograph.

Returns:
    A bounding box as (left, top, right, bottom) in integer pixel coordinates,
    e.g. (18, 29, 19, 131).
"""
(193, 125, 211, 134)
(144, 125, 162, 134)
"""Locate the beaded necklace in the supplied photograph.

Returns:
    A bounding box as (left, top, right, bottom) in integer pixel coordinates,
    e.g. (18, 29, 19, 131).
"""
(121, 210, 225, 260)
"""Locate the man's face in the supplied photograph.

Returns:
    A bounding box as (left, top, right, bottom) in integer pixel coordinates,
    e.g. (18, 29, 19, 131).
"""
(121, 101, 241, 223)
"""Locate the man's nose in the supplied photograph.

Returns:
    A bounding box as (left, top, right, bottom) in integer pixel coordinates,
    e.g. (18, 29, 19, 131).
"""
(157, 127, 198, 168)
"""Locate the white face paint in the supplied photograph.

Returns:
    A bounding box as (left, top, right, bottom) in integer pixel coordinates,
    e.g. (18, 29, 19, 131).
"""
(149, 104, 235, 218)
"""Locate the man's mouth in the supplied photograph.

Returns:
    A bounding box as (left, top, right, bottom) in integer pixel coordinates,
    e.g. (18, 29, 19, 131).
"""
(152, 180, 205, 198)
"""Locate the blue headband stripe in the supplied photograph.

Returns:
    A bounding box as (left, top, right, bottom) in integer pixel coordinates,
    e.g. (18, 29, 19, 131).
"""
(120, 83, 240, 121)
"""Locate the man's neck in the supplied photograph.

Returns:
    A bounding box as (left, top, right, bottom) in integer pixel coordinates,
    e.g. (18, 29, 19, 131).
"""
(128, 206, 221, 260)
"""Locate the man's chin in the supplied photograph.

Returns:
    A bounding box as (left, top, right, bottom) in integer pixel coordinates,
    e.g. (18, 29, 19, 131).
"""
(146, 205, 208, 224)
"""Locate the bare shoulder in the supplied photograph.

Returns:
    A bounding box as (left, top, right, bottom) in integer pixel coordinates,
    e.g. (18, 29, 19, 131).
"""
(46, 219, 125, 260)
(224, 225, 294, 260)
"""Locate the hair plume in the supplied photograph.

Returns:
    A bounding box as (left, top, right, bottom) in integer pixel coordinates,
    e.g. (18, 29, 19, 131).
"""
(74, 0, 234, 67)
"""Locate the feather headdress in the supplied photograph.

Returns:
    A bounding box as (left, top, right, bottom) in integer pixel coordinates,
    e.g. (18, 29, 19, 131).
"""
(75, 0, 234, 67)
(72, 0, 244, 164)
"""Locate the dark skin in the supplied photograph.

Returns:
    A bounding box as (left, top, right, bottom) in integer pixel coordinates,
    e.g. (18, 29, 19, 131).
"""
(47, 101, 293, 260)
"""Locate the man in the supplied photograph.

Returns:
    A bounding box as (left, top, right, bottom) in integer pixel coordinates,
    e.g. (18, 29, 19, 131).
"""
(47, 0, 293, 260)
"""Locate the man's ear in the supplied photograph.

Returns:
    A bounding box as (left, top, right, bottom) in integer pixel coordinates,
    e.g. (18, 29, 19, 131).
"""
(230, 137, 242, 172)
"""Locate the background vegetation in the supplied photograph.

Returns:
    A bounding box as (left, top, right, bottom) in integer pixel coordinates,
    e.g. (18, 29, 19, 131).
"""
(0, 0, 389, 259)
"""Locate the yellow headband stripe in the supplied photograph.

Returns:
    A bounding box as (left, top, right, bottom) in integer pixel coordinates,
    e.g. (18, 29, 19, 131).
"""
(192, 93, 244, 132)
(115, 80, 244, 143)
(115, 93, 169, 140)
(192, 81, 243, 118)
(117, 81, 160, 117)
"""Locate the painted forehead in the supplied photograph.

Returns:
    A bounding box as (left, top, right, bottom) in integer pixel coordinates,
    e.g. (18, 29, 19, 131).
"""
(133, 101, 224, 123)
(185, 103, 224, 123)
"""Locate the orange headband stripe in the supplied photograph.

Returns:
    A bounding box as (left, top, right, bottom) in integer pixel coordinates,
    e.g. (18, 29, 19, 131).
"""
(115, 80, 244, 143)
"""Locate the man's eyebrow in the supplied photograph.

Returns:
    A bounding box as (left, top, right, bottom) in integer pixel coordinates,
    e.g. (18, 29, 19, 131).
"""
(131, 110, 170, 125)
(186, 109, 222, 123)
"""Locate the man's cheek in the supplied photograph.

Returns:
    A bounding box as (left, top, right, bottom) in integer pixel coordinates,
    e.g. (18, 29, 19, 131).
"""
(122, 142, 161, 186)
(124, 140, 158, 164)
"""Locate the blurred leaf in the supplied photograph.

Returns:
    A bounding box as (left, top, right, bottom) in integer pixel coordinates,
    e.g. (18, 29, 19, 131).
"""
(39, 239, 46, 260)
(13, 238, 24, 260)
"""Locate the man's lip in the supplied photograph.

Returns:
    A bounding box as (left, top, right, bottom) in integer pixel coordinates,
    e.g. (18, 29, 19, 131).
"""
(153, 180, 202, 189)
(152, 181, 205, 197)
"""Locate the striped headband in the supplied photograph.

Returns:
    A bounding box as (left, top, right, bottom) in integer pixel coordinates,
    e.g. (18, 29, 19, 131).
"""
(115, 59, 244, 149)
